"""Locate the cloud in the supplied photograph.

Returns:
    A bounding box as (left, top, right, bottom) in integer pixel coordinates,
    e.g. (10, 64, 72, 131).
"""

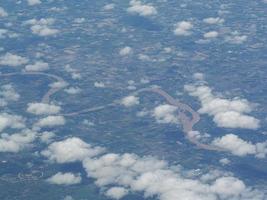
(127, 0, 157, 17)
(42, 137, 105, 163)
(24, 18, 59, 36)
(119, 46, 132, 56)
(203, 17, 224, 24)
(103, 3, 115, 11)
(35, 116, 65, 128)
(0, 113, 25, 132)
(0, 84, 20, 106)
(0, 7, 8, 17)
(219, 158, 230, 165)
(94, 82, 105, 88)
(153, 104, 179, 124)
(42, 137, 265, 200)
(121, 95, 140, 107)
(24, 61, 49, 72)
(39, 131, 55, 143)
(0, 129, 36, 153)
(225, 31, 247, 44)
(212, 134, 267, 158)
(0, 53, 28, 67)
(203, 31, 219, 39)
(49, 81, 68, 89)
(27, 103, 61, 115)
(27, 0, 42, 6)
(174, 21, 193, 36)
(105, 187, 128, 199)
(184, 75, 260, 129)
(47, 172, 81, 185)
(64, 87, 81, 95)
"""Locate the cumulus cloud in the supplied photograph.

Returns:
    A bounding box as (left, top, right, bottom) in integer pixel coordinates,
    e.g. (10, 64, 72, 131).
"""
(174, 21, 193, 36)
(225, 31, 247, 44)
(127, 0, 157, 17)
(103, 3, 115, 11)
(203, 31, 219, 39)
(27, 103, 61, 115)
(94, 81, 105, 88)
(42, 137, 104, 163)
(0, 84, 20, 106)
(184, 74, 260, 129)
(24, 61, 49, 71)
(0, 113, 25, 132)
(24, 18, 59, 36)
(0, 129, 36, 153)
(212, 134, 267, 158)
(153, 104, 179, 124)
(35, 116, 65, 128)
(64, 87, 81, 95)
(41, 137, 265, 200)
(49, 81, 68, 89)
(105, 187, 128, 199)
(0, 53, 28, 67)
(121, 95, 140, 107)
(47, 172, 81, 185)
(203, 17, 224, 24)
(27, 0, 42, 6)
(119, 46, 132, 56)
(0, 7, 8, 17)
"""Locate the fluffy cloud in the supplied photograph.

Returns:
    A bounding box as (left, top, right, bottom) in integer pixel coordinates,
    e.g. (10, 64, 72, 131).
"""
(153, 104, 178, 124)
(103, 3, 115, 11)
(0, 53, 28, 67)
(225, 31, 247, 44)
(0, 129, 36, 152)
(27, 103, 61, 115)
(105, 187, 128, 199)
(35, 116, 65, 128)
(203, 31, 219, 39)
(203, 17, 224, 24)
(127, 0, 157, 17)
(47, 172, 81, 185)
(119, 46, 132, 56)
(41, 137, 265, 200)
(121, 95, 140, 107)
(49, 81, 68, 89)
(184, 75, 260, 129)
(42, 137, 104, 163)
(94, 81, 105, 88)
(24, 18, 59, 36)
(0, 7, 8, 17)
(64, 87, 81, 95)
(24, 61, 49, 72)
(27, 0, 42, 6)
(0, 113, 25, 132)
(0, 84, 20, 106)
(174, 21, 193, 36)
(212, 134, 267, 158)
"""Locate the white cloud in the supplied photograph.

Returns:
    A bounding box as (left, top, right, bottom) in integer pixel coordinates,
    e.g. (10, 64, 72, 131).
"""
(0, 84, 20, 106)
(174, 21, 193, 36)
(35, 116, 65, 128)
(0, 53, 28, 67)
(203, 31, 219, 39)
(119, 46, 132, 56)
(121, 95, 139, 107)
(64, 87, 81, 95)
(49, 81, 68, 89)
(225, 31, 247, 44)
(24, 18, 59, 36)
(212, 134, 267, 158)
(94, 81, 105, 88)
(47, 172, 81, 185)
(184, 75, 260, 129)
(153, 104, 178, 124)
(0, 129, 36, 153)
(42, 137, 265, 200)
(103, 3, 115, 11)
(25, 61, 49, 71)
(0, 7, 8, 17)
(219, 158, 230, 165)
(39, 131, 55, 143)
(127, 0, 157, 17)
(42, 137, 105, 163)
(105, 187, 128, 199)
(203, 17, 224, 25)
(27, 103, 61, 115)
(27, 0, 42, 6)
(0, 113, 25, 132)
